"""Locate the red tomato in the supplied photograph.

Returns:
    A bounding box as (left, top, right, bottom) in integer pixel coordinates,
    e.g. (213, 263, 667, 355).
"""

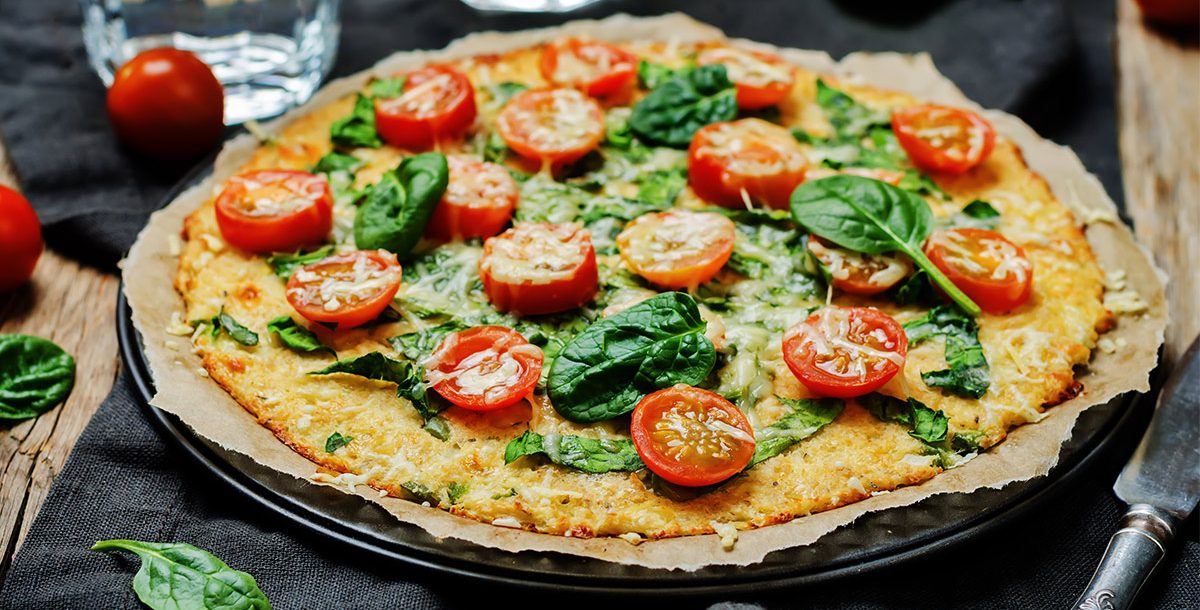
(688, 119, 808, 209)
(214, 169, 333, 253)
(495, 88, 605, 168)
(285, 250, 402, 329)
(806, 236, 913, 295)
(106, 48, 224, 159)
(375, 65, 477, 151)
(892, 104, 996, 174)
(425, 155, 518, 241)
(924, 228, 1033, 314)
(0, 185, 42, 292)
(617, 210, 736, 289)
(782, 307, 908, 398)
(478, 222, 598, 315)
(630, 385, 756, 487)
(696, 47, 795, 109)
(806, 167, 906, 186)
(1136, 0, 1199, 25)
(539, 37, 638, 98)
(427, 326, 544, 411)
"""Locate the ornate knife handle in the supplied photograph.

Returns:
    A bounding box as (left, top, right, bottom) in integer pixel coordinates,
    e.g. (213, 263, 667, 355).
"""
(1071, 504, 1177, 610)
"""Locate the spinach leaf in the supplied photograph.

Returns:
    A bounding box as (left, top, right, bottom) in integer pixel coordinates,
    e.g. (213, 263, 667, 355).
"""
(400, 480, 441, 504)
(312, 151, 366, 175)
(790, 175, 981, 315)
(310, 352, 441, 422)
(389, 320, 469, 360)
(91, 539, 270, 610)
(636, 168, 688, 207)
(447, 482, 469, 504)
(946, 199, 1001, 230)
(636, 60, 678, 89)
(483, 81, 528, 109)
(903, 304, 990, 398)
(0, 334, 75, 421)
(547, 292, 716, 422)
(629, 64, 737, 147)
(892, 269, 938, 307)
(354, 152, 449, 257)
(605, 109, 635, 149)
(266, 245, 335, 280)
(267, 316, 333, 355)
(815, 79, 892, 140)
(368, 76, 406, 99)
(860, 393, 948, 444)
(330, 93, 382, 149)
(504, 431, 645, 473)
(479, 131, 511, 164)
(952, 429, 987, 453)
(211, 308, 259, 346)
(325, 431, 353, 453)
(748, 397, 843, 467)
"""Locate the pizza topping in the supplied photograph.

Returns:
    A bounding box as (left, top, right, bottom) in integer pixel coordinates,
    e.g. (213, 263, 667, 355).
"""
(616, 210, 736, 290)
(782, 306, 907, 398)
(426, 326, 543, 411)
(479, 222, 599, 315)
(539, 37, 638, 97)
(688, 118, 807, 209)
(807, 236, 913, 295)
(374, 65, 477, 150)
(923, 227, 1033, 314)
(805, 167, 906, 186)
(696, 47, 794, 109)
(630, 385, 756, 487)
(286, 250, 402, 329)
(892, 104, 996, 174)
(496, 88, 605, 167)
(214, 170, 333, 253)
(425, 155, 518, 241)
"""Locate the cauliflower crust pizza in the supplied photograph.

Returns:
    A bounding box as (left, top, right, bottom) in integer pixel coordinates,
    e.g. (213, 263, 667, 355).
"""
(172, 32, 1118, 543)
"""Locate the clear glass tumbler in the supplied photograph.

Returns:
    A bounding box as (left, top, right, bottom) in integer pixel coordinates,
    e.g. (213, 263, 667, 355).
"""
(459, 0, 604, 13)
(80, 0, 341, 124)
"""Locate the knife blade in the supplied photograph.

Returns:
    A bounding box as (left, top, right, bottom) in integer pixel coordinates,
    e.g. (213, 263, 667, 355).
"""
(1072, 335, 1200, 610)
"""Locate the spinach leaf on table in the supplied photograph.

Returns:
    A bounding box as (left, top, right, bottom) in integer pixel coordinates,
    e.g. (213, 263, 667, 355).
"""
(265, 245, 335, 280)
(267, 316, 333, 355)
(859, 393, 948, 444)
(354, 152, 449, 258)
(629, 64, 737, 147)
(0, 334, 75, 421)
(504, 430, 644, 473)
(903, 304, 991, 398)
(547, 292, 716, 423)
(310, 352, 448, 437)
(91, 539, 271, 610)
(748, 397, 843, 467)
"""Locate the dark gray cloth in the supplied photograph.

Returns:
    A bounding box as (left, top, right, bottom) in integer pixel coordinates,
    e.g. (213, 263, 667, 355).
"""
(0, 0, 1195, 607)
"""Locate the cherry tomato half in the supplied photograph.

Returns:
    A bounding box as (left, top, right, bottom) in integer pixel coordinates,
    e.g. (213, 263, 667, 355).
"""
(631, 385, 756, 487)
(617, 210, 736, 290)
(924, 228, 1033, 314)
(214, 169, 333, 253)
(539, 37, 638, 98)
(285, 250, 402, 329)
(892, 104, 996, 174)
(496, 88, 605, 168)
(696, 47, 795, 109)
(426, 326, 544, 411)
(807, 236, 913, 296)
(479, 222, 598, 316)
(425, 155, 519, 242)
(688, 119, 808, 209)
(106, 48, 224, 159)
(782, 306, 908, 398)
(375, 65, 477, 151)
(0, 185, 42, 292)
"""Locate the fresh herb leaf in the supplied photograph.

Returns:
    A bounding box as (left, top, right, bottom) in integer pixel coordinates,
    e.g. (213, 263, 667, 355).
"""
(91, 539, 271, 610)
(483, 81, 528, 109)
(636, 168, 687, 206)
(748, 397, 843, 467)
(547, 292, 716, 422)
(904, 304, 990, 398)
(952, 429, 987, 453)
(504, 431, 644, 473)
(266, 245, 335, 280)
(892, 269, 939, 307)
(267, 316, 333, 355)
(310, 352, 442, 423)
(389, 320, 469, 360)
(605, 109, 635, 149)
(213, 308, 259, 346)
(354, 152, 449, 258)
(636, 60, 678, 89)
(946, 199, 1002, 230)
(324, 431, 353, 453)
(368, 76, 406, 99)
(480, 131, 511, 164)
(629, 64, 737, 147)
(815, 79, 892, 140)
(860, 393, 948, 444)
(330, 93, 382, 148)
(400, 480, 441, 504)
(423, 416, 452, 441)
(312, 151, 367, 175)
(492, 488, 518, 499)
(446, 482, 469, 504)
(0, 334, 75, 421)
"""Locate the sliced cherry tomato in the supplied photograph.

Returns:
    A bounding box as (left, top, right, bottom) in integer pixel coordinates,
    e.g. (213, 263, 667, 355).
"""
(630, 385, 756, 487)
(805, 167, 906, 186)
(479, 222, 598, 315)
(807, 236, 913, 295)
(214, 169, 333, 253)
(375, 65, 477, 151)
(616, 210, 736, 289)
(106, 48, 224, 159)
(892, 104, 996, 174)
(688, 119, 808, 209)
(495, 88, 605, 168)
(782, 306, 908, 399)
(923, 228, 1033, 314)
(696, 47, 795, 109)
(425, 155, 519, 241)
(0, 185, 42, 292)
(285, 250, 402, 329)
(539, 37, 638, 98)
(426, 326, 543, 411)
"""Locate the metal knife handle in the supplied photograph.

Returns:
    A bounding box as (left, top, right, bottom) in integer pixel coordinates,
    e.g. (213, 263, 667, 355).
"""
(1071, 504, 1177, 610)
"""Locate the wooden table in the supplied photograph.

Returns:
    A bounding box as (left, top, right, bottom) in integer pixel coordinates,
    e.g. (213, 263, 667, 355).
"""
(0, 0, 1196, 582)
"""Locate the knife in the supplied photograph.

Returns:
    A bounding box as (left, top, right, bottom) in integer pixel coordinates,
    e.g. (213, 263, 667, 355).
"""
(1072, 335, 1200, 610)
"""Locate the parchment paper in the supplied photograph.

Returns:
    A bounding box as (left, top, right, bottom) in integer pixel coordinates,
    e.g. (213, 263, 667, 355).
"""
(123, 13, 1168, 570)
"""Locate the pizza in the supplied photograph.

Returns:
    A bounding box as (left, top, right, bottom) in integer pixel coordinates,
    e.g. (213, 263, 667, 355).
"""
(164, 27, 1133, 546)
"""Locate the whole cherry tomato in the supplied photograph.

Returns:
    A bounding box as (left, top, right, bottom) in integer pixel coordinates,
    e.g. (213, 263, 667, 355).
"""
(106, 48, 224, 159)
(0, 185, 42, 292)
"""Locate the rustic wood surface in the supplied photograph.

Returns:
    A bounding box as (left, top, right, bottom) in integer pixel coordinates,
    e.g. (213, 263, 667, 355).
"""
(0, 0, 1196, 583)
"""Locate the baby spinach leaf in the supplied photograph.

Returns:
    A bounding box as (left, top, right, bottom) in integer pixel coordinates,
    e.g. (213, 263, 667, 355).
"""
(547, 292, 716, 423)
(312, 151, 366, 175)
(330, 93, 382, 149)
(790, 175, 981, 315)
(904, 305, 990, 398)
(815, 79, 892, 140)
(636, 60, 678, 89)
(945, 199, 1001, 230)
(483, 81, 528, 110)
(952, 429, 987, 453)
(636, 168, 688, 207)
(354, 152, 449, 258)
(892, 269, 939, 307)
(447, 482, 469, 504)
(91, 539, 271, 610)
(212, 308, 259, 346)
(266, 245, 335, 280)
(748, 397, 844, 467)
(479, 131, 511, 164)
(504, 431, 645, 473)
(605, 109, 635, 149)
(400, 480, 441, 504)
(310, 352, 441, 423)
(629, 64, 737, 147)
(423, 416, 452, 441)
(860, 393, 948, 444)
(389, 320, 470, 360)
(368, 76, 406, 99)
(324, 431, 353, 453)
(267, 316, 333, 355)
(0, 334, 75, 421)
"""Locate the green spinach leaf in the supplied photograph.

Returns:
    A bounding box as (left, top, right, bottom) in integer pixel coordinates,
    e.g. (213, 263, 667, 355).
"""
(892, 269, 938, 307)
(266, 245, 335, 280)
(368, 76, 407, 99)
(748, 397, 843, 467)
(267, 316, 333, 355)
(815, 79, 892, 140)
(946, 199, 1001, 230)
(330, 93, 382, 149)
(629, 64, 737, 147)
(211, 308, 259, 346)
(447, 481, 469, 504)
(400, 480, 441, 504)
(324, 431, 353, 453)
(504, 431, 645, 473)
(0, 334, 75, 421)
(636, 60, 678, 89)
(91, 539, 271, 610)
(903, 304, 990, 398)
(312, 151, 367, 175)
(483, 81, 528, 109)
(860, 393, 948, 444)
(389, 320, 470, 360)
(354, 152, 449, 257)
(310, 352, 441, 423)
(636, 168, 688, 207)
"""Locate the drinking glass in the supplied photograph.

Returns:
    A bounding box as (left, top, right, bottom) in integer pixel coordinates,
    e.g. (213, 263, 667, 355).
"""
(80, 0, 341, 124)
(459, 0, 604, 12)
